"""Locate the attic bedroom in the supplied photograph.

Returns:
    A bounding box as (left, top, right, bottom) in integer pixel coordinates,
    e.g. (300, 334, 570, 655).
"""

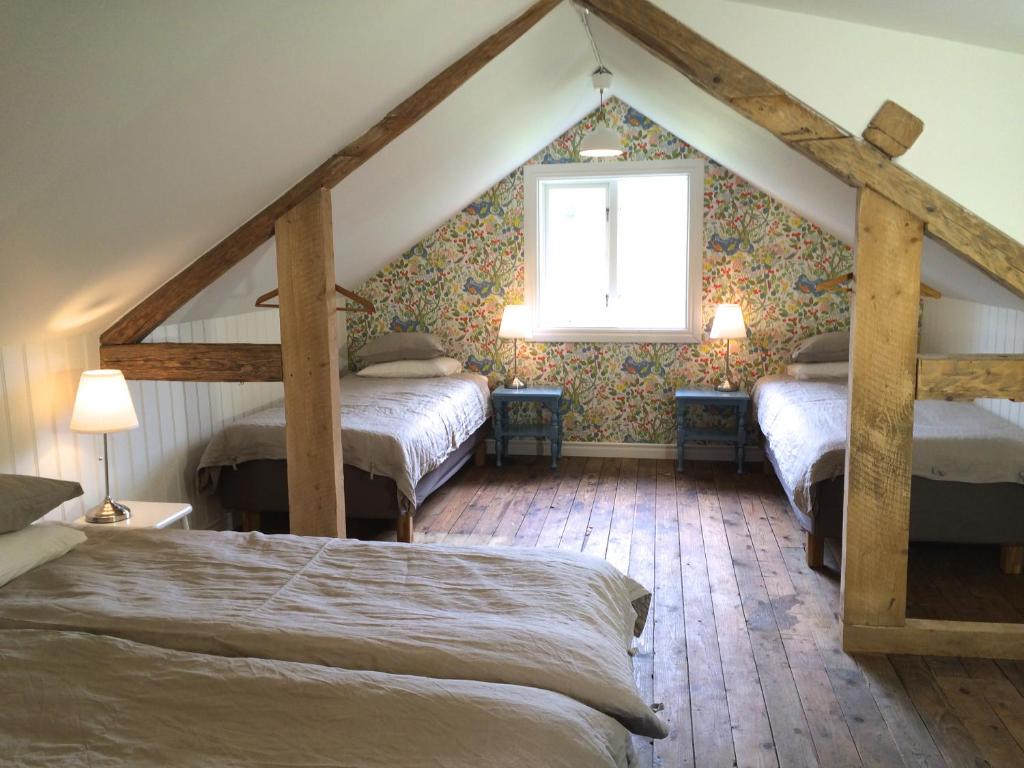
(2, 0, 1023, 765)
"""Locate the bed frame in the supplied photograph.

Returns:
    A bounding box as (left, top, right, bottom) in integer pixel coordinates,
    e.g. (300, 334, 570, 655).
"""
(219, 425, 487, 543)
(761, 441, 1024, 575)
(95, 0, 1023, 656)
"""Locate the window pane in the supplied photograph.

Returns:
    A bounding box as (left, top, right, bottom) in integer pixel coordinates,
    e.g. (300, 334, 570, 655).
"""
(542, 183, 609, 328)
(615, 175, 688, 329)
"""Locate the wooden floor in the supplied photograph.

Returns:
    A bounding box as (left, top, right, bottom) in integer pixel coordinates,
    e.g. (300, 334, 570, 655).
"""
(406, 456, 1024, 768)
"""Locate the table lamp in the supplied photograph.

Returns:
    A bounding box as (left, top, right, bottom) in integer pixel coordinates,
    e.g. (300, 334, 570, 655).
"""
(709, 303, 746, 392)
(498, 304, 532, 389)
(70, 369, 139, 523)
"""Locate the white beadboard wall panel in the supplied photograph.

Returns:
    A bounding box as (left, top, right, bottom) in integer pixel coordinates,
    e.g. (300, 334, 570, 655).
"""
(0, 309, 283, 528)
(920, 297, 1024, 427)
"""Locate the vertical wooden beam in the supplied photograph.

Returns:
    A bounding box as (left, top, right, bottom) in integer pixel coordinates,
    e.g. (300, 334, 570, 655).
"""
(275, 188, 345, 537)
(841, 188, 923, 630)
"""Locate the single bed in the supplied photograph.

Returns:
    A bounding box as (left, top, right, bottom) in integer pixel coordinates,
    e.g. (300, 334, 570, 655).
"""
(753, 374, 1024, 570)
(0, 527, 666, 739)
(197, 372, 491, 541)
(0, 628, 633, 768)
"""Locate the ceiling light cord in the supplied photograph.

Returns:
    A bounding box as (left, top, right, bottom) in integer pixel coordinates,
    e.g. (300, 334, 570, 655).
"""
(577, 5, 605, 71)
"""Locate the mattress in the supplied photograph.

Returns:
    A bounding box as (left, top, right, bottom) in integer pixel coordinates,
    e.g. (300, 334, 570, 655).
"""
(753, 374, 1024, 519)
(0, 629, 632, 768)
(197, 372, 491, 507)
(0, 528, 666, 738)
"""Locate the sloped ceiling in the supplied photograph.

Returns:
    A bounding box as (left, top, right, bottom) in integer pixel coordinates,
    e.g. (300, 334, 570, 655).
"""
(2, 0, 1022, 345)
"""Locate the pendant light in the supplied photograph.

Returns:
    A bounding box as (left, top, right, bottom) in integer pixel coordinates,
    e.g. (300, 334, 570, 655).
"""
(580, 66, 623, 158)
(578, 7, 623, 159)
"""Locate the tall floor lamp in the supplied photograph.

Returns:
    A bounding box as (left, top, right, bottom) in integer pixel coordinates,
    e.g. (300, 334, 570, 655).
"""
(499, 304, 532, 389)
(70, 369, 139, 523)
(710, 303, 747, 392)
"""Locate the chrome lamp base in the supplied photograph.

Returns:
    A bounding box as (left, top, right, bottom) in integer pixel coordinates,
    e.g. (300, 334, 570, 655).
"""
(715, 378, 739, 392)
(505, 376, 526, 389)
(85, 497, 131, 524)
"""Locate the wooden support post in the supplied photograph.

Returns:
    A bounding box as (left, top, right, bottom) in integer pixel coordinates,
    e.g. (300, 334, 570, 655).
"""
(841, 188, 924, 630)
(275, 188, 345, 538)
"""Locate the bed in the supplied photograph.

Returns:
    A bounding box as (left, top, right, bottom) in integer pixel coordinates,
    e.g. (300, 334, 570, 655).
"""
(754, 374, 1024, 569)
(0, 527, 666, 739)
(197, 372, 491, 541)
(0, 629, 633, 767)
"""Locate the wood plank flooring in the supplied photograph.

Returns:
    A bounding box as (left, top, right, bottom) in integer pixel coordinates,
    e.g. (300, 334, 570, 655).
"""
(407, 457, 1024, 768)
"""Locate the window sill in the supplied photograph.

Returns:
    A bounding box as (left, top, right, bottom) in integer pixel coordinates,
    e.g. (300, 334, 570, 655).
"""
(529, 329, 701, 344)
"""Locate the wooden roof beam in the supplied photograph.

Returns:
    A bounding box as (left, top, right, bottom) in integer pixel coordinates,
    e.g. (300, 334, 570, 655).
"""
(101, 0, 562, 345)
(579, 0, 1024, 299)
(863, 100, 924, 158)
(916, 353, 1024, 402)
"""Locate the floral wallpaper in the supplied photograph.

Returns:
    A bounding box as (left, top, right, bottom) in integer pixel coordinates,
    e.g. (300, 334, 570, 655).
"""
(348, 98, 851, 444)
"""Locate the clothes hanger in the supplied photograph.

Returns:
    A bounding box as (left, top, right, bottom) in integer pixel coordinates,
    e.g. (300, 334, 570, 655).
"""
(254, 284, 375, 313)
(817, 271, 941, 300)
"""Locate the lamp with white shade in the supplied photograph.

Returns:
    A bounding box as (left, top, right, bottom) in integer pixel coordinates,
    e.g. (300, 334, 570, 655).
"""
(709, 304, 747, 392)
(498, 304, 532, 389)
(70, 369, 139, 523)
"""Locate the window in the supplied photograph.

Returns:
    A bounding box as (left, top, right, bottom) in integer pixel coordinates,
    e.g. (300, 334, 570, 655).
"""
(524, 159, 703, 343)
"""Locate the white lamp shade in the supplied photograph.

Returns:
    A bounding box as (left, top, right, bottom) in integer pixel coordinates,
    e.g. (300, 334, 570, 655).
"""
(498, 304, 533, 339)
(709, 304, 747, 340)
(70, 369, 139, 434)
(580, 124, 623, 158)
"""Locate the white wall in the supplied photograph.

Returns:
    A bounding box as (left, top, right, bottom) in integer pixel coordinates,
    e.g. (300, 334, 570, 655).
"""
(0, 309, 283, 528)
(920, 298, 1024, 428)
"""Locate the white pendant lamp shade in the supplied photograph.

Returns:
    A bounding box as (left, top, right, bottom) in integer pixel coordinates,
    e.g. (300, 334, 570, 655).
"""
(580, 123, 623, 158)
(709, 304, 747, 340)
(70, 369, 139, 434)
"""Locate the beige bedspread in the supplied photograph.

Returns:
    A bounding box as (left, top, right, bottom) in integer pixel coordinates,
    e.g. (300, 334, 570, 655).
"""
(0, 629, 633, 767)
(753, 375, 1024, 517)
(0, 529, 665, 738)
(197, 373, 491, 507)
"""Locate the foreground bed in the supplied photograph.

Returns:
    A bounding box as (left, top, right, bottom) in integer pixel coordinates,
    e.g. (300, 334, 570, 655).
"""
(0, 528, 665, 738)
(754, 374, 1024, 570)
(0, 629, 633, 767)
(197, 373, 491, 541)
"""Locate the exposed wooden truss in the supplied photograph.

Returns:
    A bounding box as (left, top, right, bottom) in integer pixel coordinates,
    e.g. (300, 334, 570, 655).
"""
(578, 0, 1024, 299)
(99, 342, 282, 381)
(100, 0, 561, 347)
(862, 100, 924, 158)
(916, 354, 1024, 402)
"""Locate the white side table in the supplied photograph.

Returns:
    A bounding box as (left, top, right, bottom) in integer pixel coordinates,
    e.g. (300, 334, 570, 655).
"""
(73, 501, 192, 530)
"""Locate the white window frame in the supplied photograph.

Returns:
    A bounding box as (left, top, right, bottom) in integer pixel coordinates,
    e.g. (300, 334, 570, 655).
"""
(524, 159, 704, 343)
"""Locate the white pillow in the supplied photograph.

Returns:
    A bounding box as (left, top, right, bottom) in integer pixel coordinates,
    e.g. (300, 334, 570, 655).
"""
(786, 361, 850, 381)
(357, 357, 463, 379)
(0, 522, 86, 587)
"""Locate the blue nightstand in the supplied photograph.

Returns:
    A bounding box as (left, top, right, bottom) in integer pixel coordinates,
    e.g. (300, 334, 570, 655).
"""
(492, 386, 563, 469)
(675, 388, 750, 473)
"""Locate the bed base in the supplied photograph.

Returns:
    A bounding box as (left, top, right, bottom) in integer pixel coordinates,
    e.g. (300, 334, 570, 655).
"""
(762, 442, 1024, 575)
(225, 423, 488, 543)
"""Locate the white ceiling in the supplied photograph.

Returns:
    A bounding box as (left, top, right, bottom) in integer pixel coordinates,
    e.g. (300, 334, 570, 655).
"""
(732, 0, 1024, 53)
(1, 0, 1021, 345)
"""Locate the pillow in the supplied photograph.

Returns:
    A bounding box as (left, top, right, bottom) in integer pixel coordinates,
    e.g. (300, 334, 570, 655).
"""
(786, 362, 850, 381)
(358, 332, 445, 364)
(0, 523, 86, 587)
(791, 330, 850, 363)
(0, 474, 83, 534)
(357, 357, 463, 379)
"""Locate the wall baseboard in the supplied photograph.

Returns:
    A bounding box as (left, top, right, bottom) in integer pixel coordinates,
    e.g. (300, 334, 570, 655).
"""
(484, 438, 763, 464)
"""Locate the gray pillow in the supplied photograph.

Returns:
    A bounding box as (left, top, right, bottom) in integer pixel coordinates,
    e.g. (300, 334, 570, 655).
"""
(0, 474, 83, 533)
(358, 332, 445, 364)
(791, 330, 850, 363)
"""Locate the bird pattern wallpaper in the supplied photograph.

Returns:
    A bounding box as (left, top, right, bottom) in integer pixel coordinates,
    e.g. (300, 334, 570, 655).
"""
(348, 98, 851, 444)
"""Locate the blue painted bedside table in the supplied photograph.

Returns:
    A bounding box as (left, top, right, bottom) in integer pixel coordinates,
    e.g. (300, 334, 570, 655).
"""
(492, 386, 563, 469)
(675, 388, 750, 473)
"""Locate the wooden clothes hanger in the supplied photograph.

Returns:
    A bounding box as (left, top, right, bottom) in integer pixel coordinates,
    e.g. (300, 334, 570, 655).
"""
(255, 284, 375, 313)
(817, 271, 942, 300)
